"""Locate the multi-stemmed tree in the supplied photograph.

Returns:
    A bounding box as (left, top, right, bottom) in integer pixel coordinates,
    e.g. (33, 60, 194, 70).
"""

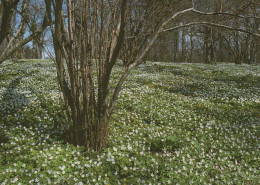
(45, 0, 188, 151)
(44, 0, 260, 152)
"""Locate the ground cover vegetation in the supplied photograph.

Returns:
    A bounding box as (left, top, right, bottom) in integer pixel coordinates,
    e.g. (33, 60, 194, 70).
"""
(1, 0, 259, 153)
(0, 60, 259, 184)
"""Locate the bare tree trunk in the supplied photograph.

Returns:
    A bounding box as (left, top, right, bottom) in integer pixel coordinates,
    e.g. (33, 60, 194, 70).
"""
(190, 31, 194, 63)
(173, 31, 179, 63)
(181, 28, 186, 62)
(249, 18, 259, 64)
(218, 33, 224, 62)
(210, 29, 216, 64)
(204, 26, 210, 64)
(0, 0, 20, 45)
(234, 32, 243, 64)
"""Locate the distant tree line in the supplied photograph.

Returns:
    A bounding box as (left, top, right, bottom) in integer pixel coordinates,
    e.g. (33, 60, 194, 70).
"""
(0, 42, 44, 59)
(146, 0, 260, 64)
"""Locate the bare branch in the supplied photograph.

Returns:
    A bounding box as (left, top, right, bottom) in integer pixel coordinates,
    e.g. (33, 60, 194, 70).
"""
(162, 22, 260, 38)
(191, 8, 260, 20)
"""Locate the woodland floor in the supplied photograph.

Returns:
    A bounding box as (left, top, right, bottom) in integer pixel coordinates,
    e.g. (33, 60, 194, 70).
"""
(0, 60, 259, 184)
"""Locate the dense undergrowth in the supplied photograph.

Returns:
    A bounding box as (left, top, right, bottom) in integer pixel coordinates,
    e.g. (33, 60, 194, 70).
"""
(0, 60, 259, 184)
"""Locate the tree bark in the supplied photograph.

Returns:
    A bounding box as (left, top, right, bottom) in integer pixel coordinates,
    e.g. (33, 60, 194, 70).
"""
(190, 31, 194, 62)
(181, 28, 186, 63)
(204, 26, 210, 64)
(173, 31, 179, 63)
(0, 0, 20, 45)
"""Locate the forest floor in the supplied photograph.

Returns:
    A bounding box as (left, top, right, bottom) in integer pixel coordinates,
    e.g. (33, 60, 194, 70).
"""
(0, 60, 259, 184)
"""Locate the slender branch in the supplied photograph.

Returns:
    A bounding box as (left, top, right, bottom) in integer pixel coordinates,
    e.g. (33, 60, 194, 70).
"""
(100, 0, 127, 117)
(191, 9, 260, 20)
(162, 22, 260, 38)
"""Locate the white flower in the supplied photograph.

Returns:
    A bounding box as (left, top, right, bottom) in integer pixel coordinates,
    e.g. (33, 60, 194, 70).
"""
(113, 146, 117, 152)
(11, 177, 18, 183)
(59, 165, 65, 171)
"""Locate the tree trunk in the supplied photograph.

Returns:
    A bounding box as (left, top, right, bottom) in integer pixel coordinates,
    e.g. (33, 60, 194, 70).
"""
(210, 29, 216, 64)
(218, 33, 224, 62)
(181, 28, 186, 62)
(204, 26, 210, 64)
(234, 32, 242, 64)
(190, 31, 194, 63)
(0, 0, 20, 45)
(173, 31, 179, 63)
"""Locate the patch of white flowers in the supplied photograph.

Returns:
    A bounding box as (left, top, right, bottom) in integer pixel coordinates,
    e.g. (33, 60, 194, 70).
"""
(0, 60, 259, 184)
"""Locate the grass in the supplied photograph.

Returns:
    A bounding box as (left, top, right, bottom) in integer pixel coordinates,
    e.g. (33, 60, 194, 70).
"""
(0, 60, 259, 184)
